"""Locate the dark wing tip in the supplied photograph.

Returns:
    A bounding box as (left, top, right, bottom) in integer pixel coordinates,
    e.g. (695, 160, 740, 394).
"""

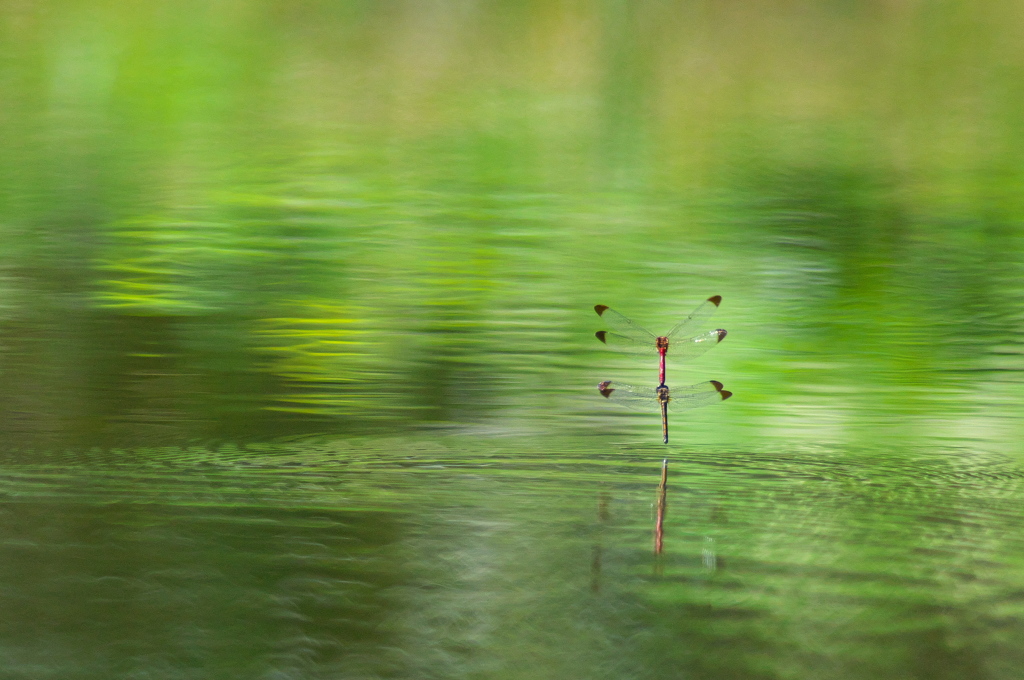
(594, 305, 609, 316)
(720, 390, 733, 401)
(597, 381, 615, 398)
(595, 330, 608, 344)
(710, 380, 724, 392)
(708, 295, 722, 307)
(716, 329, 727, 342)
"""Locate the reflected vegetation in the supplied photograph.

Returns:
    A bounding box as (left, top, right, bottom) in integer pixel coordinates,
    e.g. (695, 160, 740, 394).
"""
(0, 1, 1023, 450)
(2, 1, 1024, 677)
(0, 439, 1022, 678)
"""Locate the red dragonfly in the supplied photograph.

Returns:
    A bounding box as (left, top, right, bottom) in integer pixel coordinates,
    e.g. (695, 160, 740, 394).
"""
(597, 380, 732, 444)
(594, 296, 727, 385)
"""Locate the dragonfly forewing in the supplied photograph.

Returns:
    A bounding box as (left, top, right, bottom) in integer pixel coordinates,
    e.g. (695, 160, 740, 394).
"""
(596, 381, 663, 412)
(593, 305, 659, 355)
(595, 297, 727, 361)
(665, 295, 722, 342)
(597, 380, 732, 412)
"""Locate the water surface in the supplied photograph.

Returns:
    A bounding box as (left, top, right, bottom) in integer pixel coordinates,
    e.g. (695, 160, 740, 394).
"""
(3, 1, 1024, 677)
(2, 439, 1023, 679)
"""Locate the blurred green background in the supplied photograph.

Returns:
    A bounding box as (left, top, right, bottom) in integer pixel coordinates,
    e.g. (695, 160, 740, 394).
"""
(2, 0, 1024, 451)
(8, 4, 1024, 679)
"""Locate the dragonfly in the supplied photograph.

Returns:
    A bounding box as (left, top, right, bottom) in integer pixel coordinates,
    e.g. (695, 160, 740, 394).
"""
(594, 296, 727, 385)
(597, 380, 732, 444)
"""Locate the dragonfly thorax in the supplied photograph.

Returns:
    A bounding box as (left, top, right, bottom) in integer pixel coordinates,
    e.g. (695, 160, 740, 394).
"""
(656, 336, 669, 351)
(656, 385, 670, 404)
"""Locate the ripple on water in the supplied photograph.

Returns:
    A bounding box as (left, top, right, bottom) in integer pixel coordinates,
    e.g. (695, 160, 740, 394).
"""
(0, 437, 1020, 505)
(0, 437, 1023, 678)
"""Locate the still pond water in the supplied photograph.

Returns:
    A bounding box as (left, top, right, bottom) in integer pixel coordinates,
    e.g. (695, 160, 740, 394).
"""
(4, 2, 1024, 678)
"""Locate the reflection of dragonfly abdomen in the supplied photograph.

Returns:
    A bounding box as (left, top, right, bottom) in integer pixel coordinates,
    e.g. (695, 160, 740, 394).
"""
(594, 296, 727, 385)
(597, 380, 732, 444)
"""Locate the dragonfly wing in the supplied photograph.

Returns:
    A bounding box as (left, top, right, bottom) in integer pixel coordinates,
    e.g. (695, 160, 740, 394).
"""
(670, 328, 728, 361)
(594, 305, 658, 355)
(667, 380, 733, 412)
(665, 295, 722, 341)
(596, 381, 662, 412)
